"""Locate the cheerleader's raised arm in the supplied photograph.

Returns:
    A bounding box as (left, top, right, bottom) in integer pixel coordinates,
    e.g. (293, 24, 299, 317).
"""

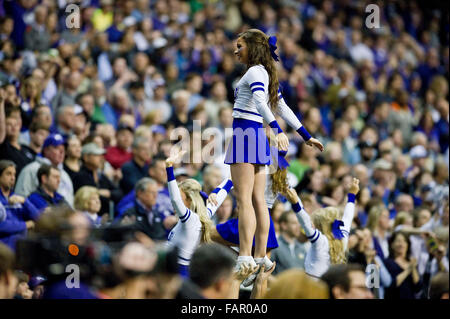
(165, 150, 190, 221)
(206, 178, 234, 218)
(284, 188, 318, 242)
(342, 178, 360, 249)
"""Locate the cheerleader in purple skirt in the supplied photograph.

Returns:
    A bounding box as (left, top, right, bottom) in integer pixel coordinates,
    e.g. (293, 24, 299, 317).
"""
(224, 29, 323, 280)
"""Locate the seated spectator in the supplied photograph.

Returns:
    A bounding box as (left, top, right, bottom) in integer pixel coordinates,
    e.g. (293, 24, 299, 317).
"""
(27, 164, 68, 213)
(19, 104, 53, 146)
(367, 205, 391, 259)
(23, 5, 50, 53)
(74, 186, 104, 228)
(120, 137, 151, 194)
(120, 178, 167, 241)
(212, 195, 233, 226)
(51, 71, 82, 111)
(391, 193, 415, 218)
(19, 76, 44, 129)
(201, 165, 224, 194)
(52, 105, 76, 140)
(145, 81, 172, 123)
(0, 160, 39, 250)
(63, 135, 82, 182)
(270, 211, 308, 275)
(72, 143, 123, 216)
(321, 264, 374, 299)
(0, 103, 33, 177)
(105, 124, 134, 170)
(167, 90, 190, 129)
(20, 121, 49, 163)
(14, 133, 74, 206)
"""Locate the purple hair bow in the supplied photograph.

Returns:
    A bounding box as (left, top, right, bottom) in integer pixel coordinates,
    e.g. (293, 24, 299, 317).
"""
(331, 220, 345, 240)
(268, 36, 279, 61)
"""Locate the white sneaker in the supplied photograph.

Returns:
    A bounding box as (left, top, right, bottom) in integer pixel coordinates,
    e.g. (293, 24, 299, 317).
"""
(234, 255, 256, 273)
(242, 256, 273, 287)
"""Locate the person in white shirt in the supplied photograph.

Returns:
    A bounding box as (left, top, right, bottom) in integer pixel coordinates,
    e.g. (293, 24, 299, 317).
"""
(283, 178, 360, 278)
(224, 29, 323, 278)
(165, 149, 233, 278)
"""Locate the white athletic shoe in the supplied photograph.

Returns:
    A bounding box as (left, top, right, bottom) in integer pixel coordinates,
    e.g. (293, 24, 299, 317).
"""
(234, 255, 256, 273)
(242, 256, 273, 287)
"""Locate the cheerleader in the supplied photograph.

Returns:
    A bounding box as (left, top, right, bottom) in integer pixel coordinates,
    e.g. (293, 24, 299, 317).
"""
(225, 29, 323, 274)
(211, 145, 291, 286)
(283, 178, 360, 278)
(165, 149, 234, 277)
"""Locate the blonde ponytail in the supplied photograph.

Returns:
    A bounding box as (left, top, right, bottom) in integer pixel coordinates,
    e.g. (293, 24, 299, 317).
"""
(312, 207, 347, 264)
(179, 179, 213, 243)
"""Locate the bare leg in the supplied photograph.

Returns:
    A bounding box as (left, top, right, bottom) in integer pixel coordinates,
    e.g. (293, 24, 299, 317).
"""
(230, 163, 256, 257)
(252, 164, 270, 258)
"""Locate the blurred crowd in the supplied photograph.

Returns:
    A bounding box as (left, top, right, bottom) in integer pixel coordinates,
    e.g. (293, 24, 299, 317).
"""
(0, 0, 449, 299)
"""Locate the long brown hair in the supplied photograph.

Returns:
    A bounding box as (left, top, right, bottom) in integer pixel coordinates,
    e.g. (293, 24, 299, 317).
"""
(239, 29, 279, 111)
(271, 168, 289, 196)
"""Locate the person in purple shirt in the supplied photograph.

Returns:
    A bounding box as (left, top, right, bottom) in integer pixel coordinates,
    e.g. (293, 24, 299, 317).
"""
(27, 163, 68, 214)
(0, 160, 39, 251)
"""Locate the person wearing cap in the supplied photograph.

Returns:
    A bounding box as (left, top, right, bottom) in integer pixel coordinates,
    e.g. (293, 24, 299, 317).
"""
(104, 123, 134, 170)
(404, 145, 428, 185)
(29, 276, 46, 299)
(72, 142, 123, 216)
(0, 99, 34, 176)
(14, 133, 74, 207)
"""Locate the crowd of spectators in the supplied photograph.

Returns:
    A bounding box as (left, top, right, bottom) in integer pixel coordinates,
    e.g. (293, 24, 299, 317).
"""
(0, 0, 448, 299)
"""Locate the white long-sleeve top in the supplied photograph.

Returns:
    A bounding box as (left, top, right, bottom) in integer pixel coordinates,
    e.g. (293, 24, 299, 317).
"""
(233, 65, 276, 125)
(293, 194, 356, 278)
(233, 64, 310, 139)
(165, 166, 233, 266)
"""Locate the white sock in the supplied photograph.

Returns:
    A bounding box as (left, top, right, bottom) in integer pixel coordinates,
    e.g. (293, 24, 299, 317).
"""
(235, 256, 256, 271)
(254, 256, 273, 270)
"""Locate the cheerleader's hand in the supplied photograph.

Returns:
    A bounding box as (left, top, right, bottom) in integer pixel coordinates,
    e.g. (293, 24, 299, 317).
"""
(284, 188, 300, 205)
(207, 193, 218, 206)
(166, 148, 187, 167)
(306, 137, 324, 152)
(234, 262, 259, 283)
(276, 133, 289, 151)
(348, 178, 360, 195)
